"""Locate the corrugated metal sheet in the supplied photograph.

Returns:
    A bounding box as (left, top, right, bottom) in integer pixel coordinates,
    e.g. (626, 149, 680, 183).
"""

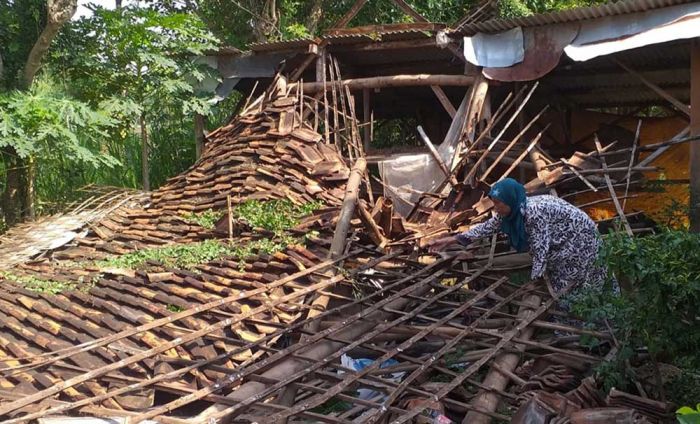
(250, 37, 315, 52)
(456, 0, 698, 34)
(544, 40, 690, 106)
(249, 24, 442, 52)
(325, 28, 436, 44)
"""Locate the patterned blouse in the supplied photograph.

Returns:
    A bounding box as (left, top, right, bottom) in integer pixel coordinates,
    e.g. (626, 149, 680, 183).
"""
(456, 195, 607, 296)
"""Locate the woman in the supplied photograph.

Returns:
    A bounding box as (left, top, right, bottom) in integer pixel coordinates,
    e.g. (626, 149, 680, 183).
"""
(429, 178, 613, 306)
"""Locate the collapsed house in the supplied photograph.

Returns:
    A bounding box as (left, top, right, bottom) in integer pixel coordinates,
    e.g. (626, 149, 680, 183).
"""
(0, 0, 699, 422)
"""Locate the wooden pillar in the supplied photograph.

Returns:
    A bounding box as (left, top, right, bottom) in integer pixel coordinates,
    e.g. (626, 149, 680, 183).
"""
(690, 39, 700, 232)
(315, 47, 325, 82)
(363, 88, 371, 151)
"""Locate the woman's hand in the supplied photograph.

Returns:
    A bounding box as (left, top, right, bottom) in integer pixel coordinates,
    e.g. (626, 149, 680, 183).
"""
(427, 235, 458, 253)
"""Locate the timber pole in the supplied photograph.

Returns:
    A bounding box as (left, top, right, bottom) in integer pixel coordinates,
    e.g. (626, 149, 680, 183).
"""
(463, 294, 540, 424)
(293, 74, 474, 93)
(196, 159, 368, 423)
(363, 88, 371, 151)
(312, 157, 367, 323)
(690, 38, 700, 232)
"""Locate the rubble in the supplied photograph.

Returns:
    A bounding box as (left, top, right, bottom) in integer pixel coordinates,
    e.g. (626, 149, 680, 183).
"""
(1, 1, 698, 422)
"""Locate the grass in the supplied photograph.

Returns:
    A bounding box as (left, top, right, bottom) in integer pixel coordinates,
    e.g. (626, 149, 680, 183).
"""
(0, 272, 95, 294)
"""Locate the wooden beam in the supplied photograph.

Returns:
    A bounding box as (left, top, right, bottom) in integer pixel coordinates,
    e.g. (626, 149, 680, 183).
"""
(290, 42, 321, 82)
(690, 39, 700, 232)
(391, 0, 428, 22)
(430, 85, 456, 118)
(293, 74, 474, 93)
(332, 0, 368, 28)
(417, 125, 457, 186)
(615, 58, 691, 117)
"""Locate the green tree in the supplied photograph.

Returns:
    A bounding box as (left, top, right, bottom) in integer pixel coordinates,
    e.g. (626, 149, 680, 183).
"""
(0, 0, 78, 224)
(148, 0, 475, 46)
(0, 76, 119, 215)
(51, 6, 220, 190)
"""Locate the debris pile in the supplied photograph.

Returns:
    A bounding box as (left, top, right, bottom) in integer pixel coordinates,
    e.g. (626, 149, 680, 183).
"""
(0, 58, 690, 424)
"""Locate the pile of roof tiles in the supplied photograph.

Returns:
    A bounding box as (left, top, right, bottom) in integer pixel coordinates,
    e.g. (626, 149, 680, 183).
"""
(0, 83, 353, 409)
(25, 89, 350, 262)
(0, 75, 677, 424)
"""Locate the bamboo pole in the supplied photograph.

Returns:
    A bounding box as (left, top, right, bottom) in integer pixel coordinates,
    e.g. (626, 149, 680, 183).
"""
(191, 260, 452, 424)
(480, 105, 549, 181)
(690, 39, 700, 232)
(594, 135, 634, 236)
(622, 120, 642, 211)
(464, 295, 548, 423)
(310, 157, 367, 324)
(463, 83, 538, 183)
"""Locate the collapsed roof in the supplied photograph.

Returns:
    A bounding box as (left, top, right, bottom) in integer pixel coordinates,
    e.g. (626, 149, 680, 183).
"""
(1, 0, 699, 422)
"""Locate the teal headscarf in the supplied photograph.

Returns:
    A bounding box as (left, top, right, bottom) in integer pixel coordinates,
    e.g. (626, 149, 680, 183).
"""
(489, 178, 529, 252)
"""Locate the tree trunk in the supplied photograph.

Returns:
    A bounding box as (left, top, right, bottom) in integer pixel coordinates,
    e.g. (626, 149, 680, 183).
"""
(305, 0, 324, 35)
(2, 0, 75, 228)
(140, 114, 150, 191)
(23, 0, 77, 87)
(194, 114, 206, 159)
(1, 148, 25, 226)
(115, 0, 122, 8)
(25, 156, 36, 220)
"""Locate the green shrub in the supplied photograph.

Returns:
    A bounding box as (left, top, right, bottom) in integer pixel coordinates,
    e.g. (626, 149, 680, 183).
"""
(181, 209, 224, 229)
(0, 272, 94, 294)
(677, 404, 700, 424)
(573, 230, 700, 398)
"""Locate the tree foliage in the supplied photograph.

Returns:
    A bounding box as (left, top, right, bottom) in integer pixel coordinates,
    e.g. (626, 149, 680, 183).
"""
(52, 6, 219, 114)
(0, 0, 47, 90)
(49, 6, 220, 190)
(0, 76, 120, 213)
(0, 0, 616, 227)
(0, 76, 116, 164)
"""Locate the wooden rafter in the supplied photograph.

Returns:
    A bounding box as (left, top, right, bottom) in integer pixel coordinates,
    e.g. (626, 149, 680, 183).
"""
(332, 0, 368, 28)
(292, 74, 474, 93)
(431, 85, 457, 118)
(614, 58, 691, 117)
